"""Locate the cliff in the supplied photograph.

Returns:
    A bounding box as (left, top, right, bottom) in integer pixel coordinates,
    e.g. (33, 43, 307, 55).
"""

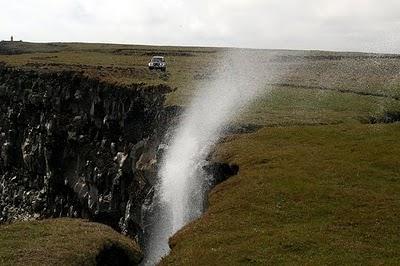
(0, 65, 172, 242)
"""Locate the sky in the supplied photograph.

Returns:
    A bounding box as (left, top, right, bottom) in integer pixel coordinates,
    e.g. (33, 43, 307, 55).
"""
(1, 0, 400, 53)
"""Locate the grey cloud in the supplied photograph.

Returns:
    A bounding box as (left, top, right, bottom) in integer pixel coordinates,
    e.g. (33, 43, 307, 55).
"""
(0, 0, 399, 53)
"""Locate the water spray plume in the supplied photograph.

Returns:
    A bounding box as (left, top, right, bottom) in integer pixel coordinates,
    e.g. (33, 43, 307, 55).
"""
(142, 50, 278, 265)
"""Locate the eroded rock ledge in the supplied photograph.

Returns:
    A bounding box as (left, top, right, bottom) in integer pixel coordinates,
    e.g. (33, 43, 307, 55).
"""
(0, 65, 174, 241)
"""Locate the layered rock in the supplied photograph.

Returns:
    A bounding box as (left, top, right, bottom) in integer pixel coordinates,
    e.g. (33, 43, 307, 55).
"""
(0, 65, 173, 241)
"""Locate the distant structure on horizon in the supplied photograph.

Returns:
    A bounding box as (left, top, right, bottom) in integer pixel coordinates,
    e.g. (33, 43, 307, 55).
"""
(10, 36, 13, 42)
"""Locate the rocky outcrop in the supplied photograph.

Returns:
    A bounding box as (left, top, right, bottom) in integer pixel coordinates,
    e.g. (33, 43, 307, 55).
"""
(203, 162, 239, 187)
(0, 65, 173, 242)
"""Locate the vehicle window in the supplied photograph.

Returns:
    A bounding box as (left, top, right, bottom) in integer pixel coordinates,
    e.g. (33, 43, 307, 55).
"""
(151, 57, 165, 62)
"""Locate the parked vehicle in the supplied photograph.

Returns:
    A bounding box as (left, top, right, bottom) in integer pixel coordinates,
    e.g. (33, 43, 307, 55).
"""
(148, 56, 166, 71)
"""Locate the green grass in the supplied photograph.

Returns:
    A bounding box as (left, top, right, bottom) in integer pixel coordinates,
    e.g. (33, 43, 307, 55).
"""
(237, 85, 400, 126)
(162, 123, 400, 265)
(1, 41, 400, 104)
(0, 42, 221, 92)
(0, 219, 142, 266)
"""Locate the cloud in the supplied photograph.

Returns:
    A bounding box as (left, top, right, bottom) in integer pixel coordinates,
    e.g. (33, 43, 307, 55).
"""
(0, 0, 399, 53)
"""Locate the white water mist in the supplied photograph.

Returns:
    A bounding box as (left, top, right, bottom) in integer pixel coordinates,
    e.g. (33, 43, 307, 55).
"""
(142, 50, 276, 265)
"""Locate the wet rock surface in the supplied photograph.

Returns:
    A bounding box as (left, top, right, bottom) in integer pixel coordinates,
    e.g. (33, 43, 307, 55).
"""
(203, 162, 239, 186)
(0, 65, 174, 241)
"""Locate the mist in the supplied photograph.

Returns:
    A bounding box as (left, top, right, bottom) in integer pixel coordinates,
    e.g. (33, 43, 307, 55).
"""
(141, 50, 279, 265)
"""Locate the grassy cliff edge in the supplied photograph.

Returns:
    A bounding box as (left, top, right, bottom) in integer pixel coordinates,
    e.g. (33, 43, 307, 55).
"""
(162, 123, 400, 265)
(0, 218, 142, 266)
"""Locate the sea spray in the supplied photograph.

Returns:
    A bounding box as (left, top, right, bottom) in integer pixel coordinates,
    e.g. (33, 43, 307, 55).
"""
(142, 50, 277, 265)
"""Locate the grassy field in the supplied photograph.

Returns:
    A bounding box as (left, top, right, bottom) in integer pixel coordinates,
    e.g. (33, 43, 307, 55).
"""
(1, 41, 400, 125)
(163, 123, 400, 265)
(1, 41, 400, 265)
(0, 218, 142, 265)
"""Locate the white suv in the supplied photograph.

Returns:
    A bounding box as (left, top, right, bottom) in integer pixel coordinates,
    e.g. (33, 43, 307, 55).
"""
(148, 56, 166, 72)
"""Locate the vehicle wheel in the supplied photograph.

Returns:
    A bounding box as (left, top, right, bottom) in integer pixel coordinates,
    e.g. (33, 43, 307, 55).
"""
(161, 67, 166, 72)
(149, 67, 153, 70)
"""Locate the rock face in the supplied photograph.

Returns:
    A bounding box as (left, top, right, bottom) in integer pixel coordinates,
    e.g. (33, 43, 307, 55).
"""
(203, 162, 239, 186)
(0, 65, 173, 241)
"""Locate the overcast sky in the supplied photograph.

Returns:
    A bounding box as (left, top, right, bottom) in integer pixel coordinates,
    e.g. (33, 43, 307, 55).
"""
(1, 0, 400, 53)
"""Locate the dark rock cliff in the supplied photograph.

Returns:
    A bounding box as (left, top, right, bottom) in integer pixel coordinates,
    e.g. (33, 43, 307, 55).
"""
(0, 65, 173, 242)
